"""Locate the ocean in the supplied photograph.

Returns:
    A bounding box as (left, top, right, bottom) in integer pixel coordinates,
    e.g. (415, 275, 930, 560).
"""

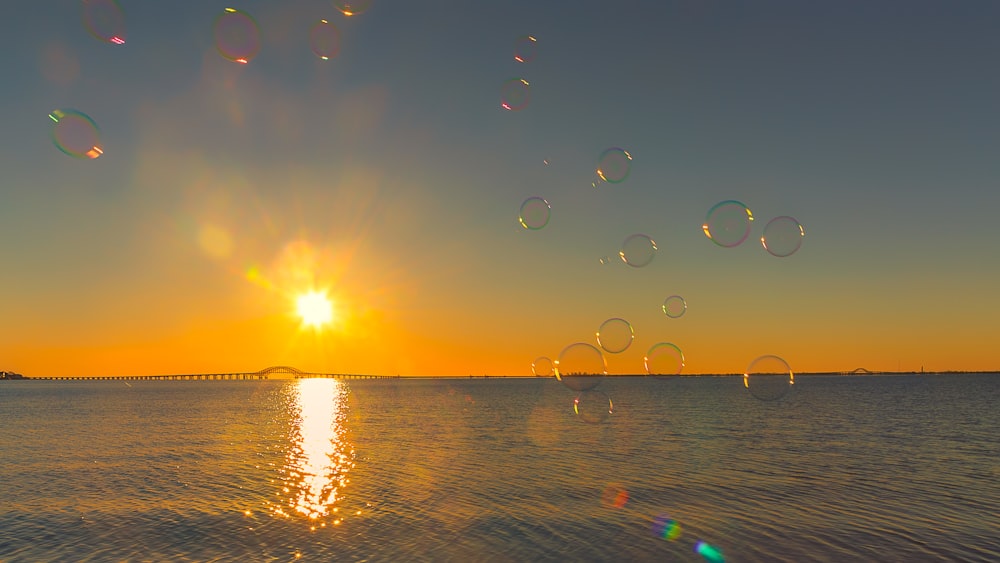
(1, 374, 997, 562)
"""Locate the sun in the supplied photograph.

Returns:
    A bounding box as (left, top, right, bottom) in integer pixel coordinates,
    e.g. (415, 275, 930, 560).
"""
(296, 290, 334, 329)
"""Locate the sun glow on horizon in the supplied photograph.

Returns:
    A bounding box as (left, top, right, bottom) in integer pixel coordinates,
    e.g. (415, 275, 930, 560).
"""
(296, 290, 334, 329)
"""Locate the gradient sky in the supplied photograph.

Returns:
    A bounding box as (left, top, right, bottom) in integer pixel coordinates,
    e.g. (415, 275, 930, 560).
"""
(2, 0, 999, 377)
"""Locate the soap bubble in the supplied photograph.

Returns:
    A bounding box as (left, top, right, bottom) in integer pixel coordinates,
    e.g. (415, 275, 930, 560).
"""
(334, 0, 374, 16)
(49, 109, 103, 159)
(573, 390, 613, 424)
(518, 196, 550, 230)
(555, 342, 606, 391)
(213, 8, 261, 64)
(703, 200, 753, 248)
(532, 356, 554, 377)
(619, 234, 657, 267)
(744, 354, 794, 401)
(309, 20, 340, 60)
(662, 295, 687, 318)
(82, 0, 126, 45)
(644, 343, 684, 375)
(501, 78, 531, 111)
(597, 317, 633, 354)
(514, 35, 537, 63)
(596, 147, 632, 183)
(761, 216, 805, 257)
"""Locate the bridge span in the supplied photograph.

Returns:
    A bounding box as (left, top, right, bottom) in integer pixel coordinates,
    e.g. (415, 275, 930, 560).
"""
(29, 366, 398, 381)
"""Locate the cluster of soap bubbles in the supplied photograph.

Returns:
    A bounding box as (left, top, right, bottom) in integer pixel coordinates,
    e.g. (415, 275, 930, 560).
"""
(703, 200, 804, 257)
(52, 3, 373, 160)
(509, 41, 802, 411)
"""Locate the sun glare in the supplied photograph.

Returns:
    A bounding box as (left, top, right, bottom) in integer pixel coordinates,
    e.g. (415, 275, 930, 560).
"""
(296, 290, 334, 329)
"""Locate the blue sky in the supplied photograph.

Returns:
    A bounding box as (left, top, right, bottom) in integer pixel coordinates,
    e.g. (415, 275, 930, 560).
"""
(2, 1, 999, 376)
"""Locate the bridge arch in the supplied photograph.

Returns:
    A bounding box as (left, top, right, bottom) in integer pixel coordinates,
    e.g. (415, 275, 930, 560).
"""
(850, 367, 872, 375)
(256, 366, 306, 377)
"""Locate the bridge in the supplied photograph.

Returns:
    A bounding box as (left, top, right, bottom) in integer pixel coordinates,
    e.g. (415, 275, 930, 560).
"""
(29, 366, 398, 381)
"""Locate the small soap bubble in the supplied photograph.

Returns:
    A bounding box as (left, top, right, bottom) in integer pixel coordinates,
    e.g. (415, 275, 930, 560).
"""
(334, 0, 374, 17)
(694, 540, 726, 563)
(213, 8, 261, 64)
(744, 354, 794, 401)
(703, 200, 753, 248)
(596, 148, 632, 183)
(82, 0, 126, 45)
(555, 342, 606, 391)
(49, 109, 103, 159)
(514, 35, 537, 63)
(619, 234, 657, 267)
(532, 356, 554, 377)
(600, 483, 630, 509)
(652, 514, 682, 540)
(518, 196, 551, 230)
(309, 20, 340, 60)
(573, 390, 613, 424)
(662, 295, 687, 318)
(501, 78, 531, 111)
(598, 256, 613, 266)
(761, 216, 804, 257)
(597, 317, 633, 354)
(644, 343, 684, 375)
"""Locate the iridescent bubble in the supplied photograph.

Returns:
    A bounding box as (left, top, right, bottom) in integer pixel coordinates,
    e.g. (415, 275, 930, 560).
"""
(213, 8, 261, 64)
(532, 356, 553, 377)
(644, 343, 684, 375)
(694, 540, 726, 563)
(334, 0, 374, 17)
(49, 109, 103, 159)
(599, 256, 614, 266)
(555, 342, 606, 391)
(518, 196, 550, 230)
(309, 20, 340, 60)
(662, 295, 687, 318)
(514, 35, 537, 63)
(596, 148, 632, 183)
(619, 233, 657, 267)
(761, 216, 805, 257)
(597, 317, 633, 354)
(500, 78, 531, 111)
(600, 483, 629, 509)
(82, 0, 126, 45)
(573, 390, 613, 424)
(652, 514, 682, 541)
(703, 200, 753, 248)
(744, 354, 794, 401)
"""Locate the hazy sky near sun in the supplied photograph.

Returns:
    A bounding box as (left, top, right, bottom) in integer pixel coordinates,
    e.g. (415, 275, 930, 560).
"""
(2, 0, 999, 376)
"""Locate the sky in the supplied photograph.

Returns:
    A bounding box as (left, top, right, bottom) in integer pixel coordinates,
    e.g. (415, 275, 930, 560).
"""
(2, 0, 1000, 377)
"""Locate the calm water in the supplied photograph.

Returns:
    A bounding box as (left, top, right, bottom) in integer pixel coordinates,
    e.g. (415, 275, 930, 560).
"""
(1, 375, 997, 562)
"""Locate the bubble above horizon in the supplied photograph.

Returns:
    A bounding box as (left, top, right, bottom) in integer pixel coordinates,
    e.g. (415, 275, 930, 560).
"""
(82, 0, 126, 45)
(213, 8, 261, 64)
(761, 216, 805, 257)
(501, 78, 531, 111)
(514, 35, 537, 63)
(596, 148, 632, 184)
(703, 200, 753, 248)
(597, 317, 634, 354)
(49, 109, 103, 159)
(518, 196, 550, 230)
(619, 234, 657, 267)
(309, 20, 340, 60)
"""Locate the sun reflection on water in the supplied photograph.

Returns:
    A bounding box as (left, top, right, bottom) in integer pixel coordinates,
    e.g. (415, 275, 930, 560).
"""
(276, 378, 355, 521)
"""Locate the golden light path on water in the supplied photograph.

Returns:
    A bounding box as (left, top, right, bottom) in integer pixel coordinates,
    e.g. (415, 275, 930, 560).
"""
(274, 378, 355, 523)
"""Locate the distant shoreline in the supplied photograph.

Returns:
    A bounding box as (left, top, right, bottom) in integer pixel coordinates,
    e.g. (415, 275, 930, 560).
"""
(4, 371, 998, 381)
